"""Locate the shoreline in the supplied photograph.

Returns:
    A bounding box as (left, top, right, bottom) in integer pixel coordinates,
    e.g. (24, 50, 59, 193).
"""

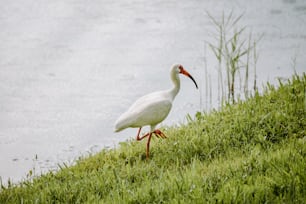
(1, 74, 305, 203)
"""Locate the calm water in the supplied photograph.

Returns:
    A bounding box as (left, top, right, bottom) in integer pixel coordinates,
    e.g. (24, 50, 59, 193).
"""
(0, 0, 305, 183)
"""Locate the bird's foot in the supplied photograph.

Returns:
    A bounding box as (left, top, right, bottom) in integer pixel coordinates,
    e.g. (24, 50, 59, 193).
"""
(153, 129, 167, 139)
(136, 129, 166, 160)
(136, 129, 167, 141)
(137, 133, 150, 141)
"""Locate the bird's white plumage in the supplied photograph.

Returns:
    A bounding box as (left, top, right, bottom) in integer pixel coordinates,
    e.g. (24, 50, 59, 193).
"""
(114, 64, 198, 133)
(114, 90, 172, 132)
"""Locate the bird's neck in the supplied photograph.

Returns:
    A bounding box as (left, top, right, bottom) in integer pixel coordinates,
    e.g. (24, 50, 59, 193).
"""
(168, 73, 180, 101)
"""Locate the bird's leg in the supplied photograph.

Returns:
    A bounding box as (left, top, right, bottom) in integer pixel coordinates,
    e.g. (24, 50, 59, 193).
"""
(138, 132, 150, 141)
(136, 127, 142, 141)
(145, 129, 166, 160)
(153, 129, 167, 139)
(136, 127, 151, 141)
(135, 128, 152, 159)
(137, 128, 166, 160)
(146, 132, 153, 159)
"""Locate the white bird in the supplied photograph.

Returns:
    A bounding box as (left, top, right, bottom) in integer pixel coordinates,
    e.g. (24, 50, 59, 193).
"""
(114, 64, 198, 159)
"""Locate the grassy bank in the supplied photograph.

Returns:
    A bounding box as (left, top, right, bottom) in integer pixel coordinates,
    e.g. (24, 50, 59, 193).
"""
(1, 74, 305, 203)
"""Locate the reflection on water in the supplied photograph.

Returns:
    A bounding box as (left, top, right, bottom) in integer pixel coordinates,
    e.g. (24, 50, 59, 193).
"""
(0, 0, 305, 183)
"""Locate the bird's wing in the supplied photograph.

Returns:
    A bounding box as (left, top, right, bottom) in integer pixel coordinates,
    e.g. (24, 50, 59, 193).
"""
(114, 91, 172, 131)
(127, 91, 166, 111)
(128, 98, 172, 127)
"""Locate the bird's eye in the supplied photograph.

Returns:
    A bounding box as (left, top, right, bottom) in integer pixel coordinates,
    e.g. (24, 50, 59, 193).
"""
(178, 65, 183, 72)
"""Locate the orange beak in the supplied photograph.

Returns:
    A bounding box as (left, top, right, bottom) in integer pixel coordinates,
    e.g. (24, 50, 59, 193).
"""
(179, 68, 198, 89)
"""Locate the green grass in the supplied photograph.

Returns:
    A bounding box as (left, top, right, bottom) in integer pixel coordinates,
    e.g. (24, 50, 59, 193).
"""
(1, 74, 305, 203)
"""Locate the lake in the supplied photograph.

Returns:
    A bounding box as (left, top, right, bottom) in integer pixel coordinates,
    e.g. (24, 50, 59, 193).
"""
(0, 0, 305, 183)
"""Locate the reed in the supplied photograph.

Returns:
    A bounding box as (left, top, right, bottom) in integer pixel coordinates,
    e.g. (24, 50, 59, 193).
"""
(207, 11, 262, 104)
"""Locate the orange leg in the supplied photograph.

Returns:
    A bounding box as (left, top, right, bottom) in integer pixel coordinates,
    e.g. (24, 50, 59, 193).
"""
(135, 128, 167, 159)
(136, 127, 151, 141)
(136, 128, 167, 140)
(136, 127, 143, 141)
(146, 132, 153, 159)
(146, 130, 167, 159)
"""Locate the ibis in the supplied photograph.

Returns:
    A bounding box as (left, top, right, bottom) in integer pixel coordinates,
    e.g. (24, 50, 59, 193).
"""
(114, 64, 198, 159)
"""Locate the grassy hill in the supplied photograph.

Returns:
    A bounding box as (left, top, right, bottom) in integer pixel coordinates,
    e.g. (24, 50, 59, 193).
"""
(1, 74, 305, 203)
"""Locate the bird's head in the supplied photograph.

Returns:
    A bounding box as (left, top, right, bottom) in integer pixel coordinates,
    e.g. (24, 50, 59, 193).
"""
(172, 64, 198, 89)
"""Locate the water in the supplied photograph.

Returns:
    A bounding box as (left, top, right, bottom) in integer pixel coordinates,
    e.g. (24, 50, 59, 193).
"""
(0, 0, 305, 183)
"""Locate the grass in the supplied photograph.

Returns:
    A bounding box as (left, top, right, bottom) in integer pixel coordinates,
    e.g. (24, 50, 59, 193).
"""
(0, 74, 305, 203)
(207, 11, 263, 104)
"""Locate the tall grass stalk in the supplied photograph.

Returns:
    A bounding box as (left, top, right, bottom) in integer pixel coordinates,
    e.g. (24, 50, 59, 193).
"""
(244, 32, 252, 98)
(207, 12, 262, 104)
(207, 11, 225, 104)
(253, 41, 259, 92)
(209, 74, 212, 107)
(203, 43, 209, 110)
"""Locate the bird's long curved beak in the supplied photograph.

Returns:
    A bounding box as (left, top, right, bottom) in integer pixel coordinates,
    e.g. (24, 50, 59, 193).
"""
(180, 68, 198, 89)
